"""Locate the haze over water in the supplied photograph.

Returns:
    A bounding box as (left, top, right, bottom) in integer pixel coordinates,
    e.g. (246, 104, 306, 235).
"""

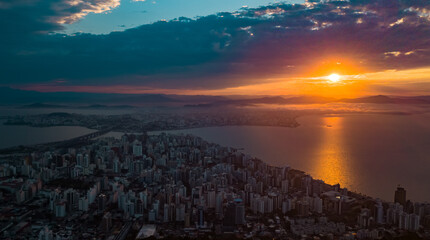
(163, 113, 430, 203)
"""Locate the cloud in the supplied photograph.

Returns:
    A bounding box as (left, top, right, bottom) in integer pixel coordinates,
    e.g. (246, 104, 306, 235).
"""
(1, 0, 430, 92)
(0, 0, 120, 37)
(51, 0, 120, 24)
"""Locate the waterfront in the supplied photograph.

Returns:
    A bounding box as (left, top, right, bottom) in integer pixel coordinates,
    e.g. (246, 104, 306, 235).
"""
(157, 113, 430, 202)
(1, 111, 430, 202)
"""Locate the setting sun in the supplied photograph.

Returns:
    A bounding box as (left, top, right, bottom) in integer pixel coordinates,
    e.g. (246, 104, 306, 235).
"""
(327, 73, 341, 83)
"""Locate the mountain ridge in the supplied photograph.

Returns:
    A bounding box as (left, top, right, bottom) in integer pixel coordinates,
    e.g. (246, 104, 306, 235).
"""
(1, 87, 430, 107)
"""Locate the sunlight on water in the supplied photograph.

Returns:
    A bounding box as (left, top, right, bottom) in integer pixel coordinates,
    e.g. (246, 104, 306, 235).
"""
(312, 116, 352, 188)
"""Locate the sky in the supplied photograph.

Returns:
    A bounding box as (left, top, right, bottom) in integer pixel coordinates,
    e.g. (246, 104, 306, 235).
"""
(1, 0, 430, 98)
(63, 0, 303, 34)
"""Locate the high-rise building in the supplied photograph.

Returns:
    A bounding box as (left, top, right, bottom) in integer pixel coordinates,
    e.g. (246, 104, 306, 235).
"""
(224, 199, 245, 228)
(148, 209, 156, 222)
(76, 153, 83, 167)
(113, 158, 120, 173)
(215, 192, 223, 215)
(399, 212, 409, 229)
(102, 212, 112, 232)
(207, 190, 216, 209)
(198, 206, 205, 227)
(64, 189, 78, 212)
(38, 226, 53, 240)
(394, 186, 406, 206)
(83, 154, 90, 168)
(282, 199, 293, 214)
(55, 201, 66, 218)
(313, 196, 323, 214)
(79, 197, 89, 211)
(281, 179, 289, 193)
(133, 141, 143, 157)
(409, 214, 420, 231)
(126, 201, 135, 217)
(297, 200, 310, 217)
(234, 199, 245, 225)
(358, 208, 371, 228)
(375, 199, 384, 224)
(163, 204, 169, 223)
(175, 204, 185, 222)
(98, 194, 107, 212)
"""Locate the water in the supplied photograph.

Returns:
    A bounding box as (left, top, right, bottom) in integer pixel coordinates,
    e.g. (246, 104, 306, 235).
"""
(0, 123, 97, 149)
(156, 113, 430, 202)
(0, 106, 138, 148)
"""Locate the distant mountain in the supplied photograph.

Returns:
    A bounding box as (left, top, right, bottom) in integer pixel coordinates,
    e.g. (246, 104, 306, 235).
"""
(20, 103, 67, 108)
(117, 94, 176, 103)
(340, 95, 395, 103)
(340, 95, 430, 104)
(167, 95, 230, 103)
(0, 87, 238, 106)
(47, 112, 73, 117)
(83, 104, 107, 108)
(1, 87, 429, 107)
(81, 104, 136, 109)
(215, 96, 290, 106)
(283, 96, 337, 104)
(185, 95, 430, 107)
(413, 96, 430, 102)
(244, 95, 430, 105)
(186, 95, 338, 107)
(0, 87, 186, 106)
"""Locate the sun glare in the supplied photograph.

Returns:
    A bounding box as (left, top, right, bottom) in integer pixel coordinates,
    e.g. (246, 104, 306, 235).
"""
(327, 73, 341, 83)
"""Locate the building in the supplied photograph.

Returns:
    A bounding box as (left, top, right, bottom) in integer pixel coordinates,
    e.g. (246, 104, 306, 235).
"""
(98, 194, 107, 212)
(38, 226, 53, 240)
(375, 199, 384, 224)
(394, 186, 406, 206)
(133, 141, 143, 157)
(102, 212, 112, 232)
(224, 199, 245, 229)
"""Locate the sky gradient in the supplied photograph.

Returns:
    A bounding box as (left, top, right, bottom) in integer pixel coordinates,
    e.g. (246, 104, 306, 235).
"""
(1, 0, 430, 97)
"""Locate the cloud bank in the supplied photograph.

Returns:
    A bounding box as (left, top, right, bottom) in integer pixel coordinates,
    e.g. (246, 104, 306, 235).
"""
(1, 0, 429, 92)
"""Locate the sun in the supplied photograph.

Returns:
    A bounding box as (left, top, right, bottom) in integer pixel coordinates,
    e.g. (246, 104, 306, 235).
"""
(327, 73, 341, 83)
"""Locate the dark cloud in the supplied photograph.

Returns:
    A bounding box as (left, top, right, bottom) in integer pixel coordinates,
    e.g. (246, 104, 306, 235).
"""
(1, 0, 430, 90)
(0, 0, 119, 40)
